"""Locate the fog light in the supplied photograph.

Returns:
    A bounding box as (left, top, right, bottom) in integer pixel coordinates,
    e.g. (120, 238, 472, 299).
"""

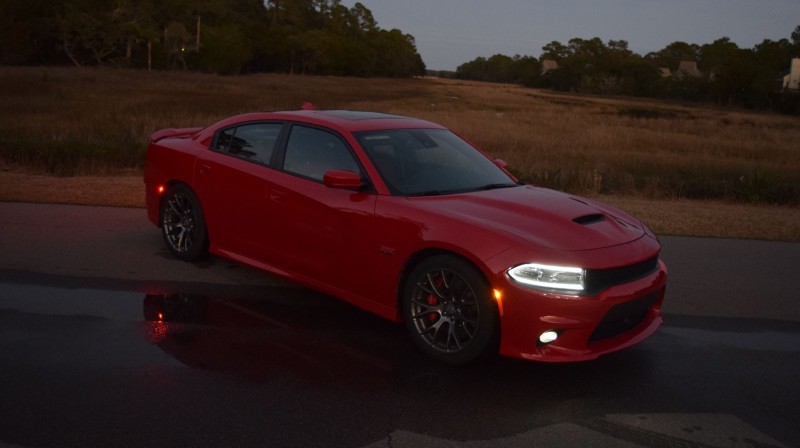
(539, 330, 559, 344)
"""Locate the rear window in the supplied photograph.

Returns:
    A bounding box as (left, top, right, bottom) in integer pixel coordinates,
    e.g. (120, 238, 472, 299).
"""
(212, 123, 282, 166)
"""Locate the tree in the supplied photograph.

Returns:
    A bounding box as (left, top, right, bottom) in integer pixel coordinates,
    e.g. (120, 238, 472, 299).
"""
(743, 38, 795, 108)
(349, 2, 377, 36)
(55, 0, 129, 66)
(700, 38, 757, 105)
(511, 55, 541, 87)
(0, 0, 56, 65)
(541, 41, 569, 61)
(648, 41, 700, 70)
(163, 22, 193, 69)
(1, 0, 423, 77)
(538, 37, 657, 95)
(372, 29, 425, 77)
(196, 24, 252, 74)
(263, 0, 423, 76)
(456, 54, 540, 86)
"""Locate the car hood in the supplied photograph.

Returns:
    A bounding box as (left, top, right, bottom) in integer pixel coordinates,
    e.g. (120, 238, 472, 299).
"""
(410, 185, 645, 251)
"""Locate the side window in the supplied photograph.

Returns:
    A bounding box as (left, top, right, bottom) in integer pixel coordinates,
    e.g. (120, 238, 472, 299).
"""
(213, 128, 235, 152)
(212, 123, 282, 166)
(283, 125, 360, 181)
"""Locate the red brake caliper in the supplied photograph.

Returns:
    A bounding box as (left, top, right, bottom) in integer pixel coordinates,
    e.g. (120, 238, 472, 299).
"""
(427, 274, 443, 322)
(426, 293, 437, 322)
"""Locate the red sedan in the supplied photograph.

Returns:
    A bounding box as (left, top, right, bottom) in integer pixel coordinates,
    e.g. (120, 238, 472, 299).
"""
(144, 108, 667, 364)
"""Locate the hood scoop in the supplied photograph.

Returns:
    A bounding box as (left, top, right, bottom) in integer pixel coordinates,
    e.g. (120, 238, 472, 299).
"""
(572, 213, 606, 225)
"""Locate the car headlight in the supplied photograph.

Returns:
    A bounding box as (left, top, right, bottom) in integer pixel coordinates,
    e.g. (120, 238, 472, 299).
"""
(507, 263, 585, 293)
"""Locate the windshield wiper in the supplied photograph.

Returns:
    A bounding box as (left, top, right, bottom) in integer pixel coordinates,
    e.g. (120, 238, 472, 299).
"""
(406, 190, 450, 197)
(407, 183, 519, 197)
(474, 183, 519, 191)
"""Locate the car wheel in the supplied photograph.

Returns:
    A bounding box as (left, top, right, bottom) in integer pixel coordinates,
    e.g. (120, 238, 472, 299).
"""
(403, 255, 499, 364)
(160, 184, 208, 261)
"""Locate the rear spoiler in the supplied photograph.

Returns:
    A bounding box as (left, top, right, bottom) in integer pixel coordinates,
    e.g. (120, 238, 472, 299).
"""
(150, 127, 204, 143)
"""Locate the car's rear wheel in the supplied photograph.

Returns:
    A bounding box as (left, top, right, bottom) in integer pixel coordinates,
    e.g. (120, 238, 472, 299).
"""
(402, 255, 498, 364)
(160, 184, 208, 261)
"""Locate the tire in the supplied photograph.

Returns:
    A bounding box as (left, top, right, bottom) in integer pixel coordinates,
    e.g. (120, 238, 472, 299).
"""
(402, 255, 499, 364)
(160, 184, 208, 261)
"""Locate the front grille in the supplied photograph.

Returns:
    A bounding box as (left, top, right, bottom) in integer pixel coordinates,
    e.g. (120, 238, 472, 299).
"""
(584, 256, 659, 295)
(589, 291, 660, 341)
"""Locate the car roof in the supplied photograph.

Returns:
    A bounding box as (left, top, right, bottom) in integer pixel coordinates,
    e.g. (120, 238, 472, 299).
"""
(221, 109, 446, 133)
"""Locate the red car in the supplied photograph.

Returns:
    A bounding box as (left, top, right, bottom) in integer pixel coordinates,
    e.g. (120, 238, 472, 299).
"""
(144, 108, 667, 364)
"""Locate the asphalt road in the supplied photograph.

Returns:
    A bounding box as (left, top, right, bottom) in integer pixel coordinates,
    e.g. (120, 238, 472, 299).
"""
(0, 202, 798, 448)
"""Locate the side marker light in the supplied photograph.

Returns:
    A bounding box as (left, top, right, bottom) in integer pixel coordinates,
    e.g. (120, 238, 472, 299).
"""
(492, 289, 504, 317)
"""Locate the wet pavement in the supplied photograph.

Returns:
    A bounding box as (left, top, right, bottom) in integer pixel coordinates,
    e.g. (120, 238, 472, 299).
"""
(0, 202, 799, 447)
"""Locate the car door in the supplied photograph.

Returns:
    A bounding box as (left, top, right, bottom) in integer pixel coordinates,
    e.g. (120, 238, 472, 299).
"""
(194, 122, 284, 262)
(267, 124, 378, 299)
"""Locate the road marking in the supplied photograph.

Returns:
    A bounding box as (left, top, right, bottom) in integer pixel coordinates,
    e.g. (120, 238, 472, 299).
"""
(362, 414, 788, 448)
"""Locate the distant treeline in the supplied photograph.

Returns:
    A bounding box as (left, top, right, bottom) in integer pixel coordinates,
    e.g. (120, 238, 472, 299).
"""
(453, 28, 800, 113)
(0, 0, 425, 77)
(3, 0, 799, 111)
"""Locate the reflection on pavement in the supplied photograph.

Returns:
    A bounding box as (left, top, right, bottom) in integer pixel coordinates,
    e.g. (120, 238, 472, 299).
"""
(142, 292, 401, 387)
(0, 282, 797, 447)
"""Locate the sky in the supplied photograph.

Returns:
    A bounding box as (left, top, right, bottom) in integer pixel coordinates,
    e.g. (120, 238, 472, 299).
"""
(339, 0, 800, 71)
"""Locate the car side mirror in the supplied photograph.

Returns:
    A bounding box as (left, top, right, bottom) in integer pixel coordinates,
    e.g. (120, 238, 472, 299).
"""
(323, 170, 363, 189)
(494, 159, 508, 169)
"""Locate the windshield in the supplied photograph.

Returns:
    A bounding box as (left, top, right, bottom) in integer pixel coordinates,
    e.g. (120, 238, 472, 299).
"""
(355, 129, 518, 196)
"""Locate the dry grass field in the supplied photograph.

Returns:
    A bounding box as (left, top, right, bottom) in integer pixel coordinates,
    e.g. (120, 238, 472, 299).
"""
(1, 67, 798, 241)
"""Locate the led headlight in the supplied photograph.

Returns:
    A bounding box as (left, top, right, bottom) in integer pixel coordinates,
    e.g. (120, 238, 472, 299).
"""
(507, 263, 585, 292)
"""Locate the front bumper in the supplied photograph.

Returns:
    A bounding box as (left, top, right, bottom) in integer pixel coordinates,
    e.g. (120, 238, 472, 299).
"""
(496, 260, 667, 362)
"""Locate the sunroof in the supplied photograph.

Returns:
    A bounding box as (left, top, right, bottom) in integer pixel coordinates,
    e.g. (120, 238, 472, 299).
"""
(316, 110, 409, 121)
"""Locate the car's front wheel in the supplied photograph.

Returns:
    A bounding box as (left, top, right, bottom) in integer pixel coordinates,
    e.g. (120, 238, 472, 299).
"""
(402, 255, 499, 364)
(160, 184, 208, 261)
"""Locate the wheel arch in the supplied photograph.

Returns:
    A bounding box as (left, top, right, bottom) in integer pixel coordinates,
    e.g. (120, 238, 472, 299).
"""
(397, 247, 503, 363)
(157, 180, 195, 226)
(396, 247, 498, 321)
(158, 181, 210, 261)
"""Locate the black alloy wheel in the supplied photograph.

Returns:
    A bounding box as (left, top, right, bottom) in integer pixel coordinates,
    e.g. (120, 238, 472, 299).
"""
(403, 255, 499, 364)
(160, 184, 208, 261)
